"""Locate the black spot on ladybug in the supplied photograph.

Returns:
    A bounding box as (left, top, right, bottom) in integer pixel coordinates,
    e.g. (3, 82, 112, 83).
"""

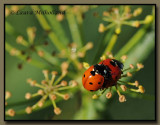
(89, 82, 93, 85)
(110, 60, 116, 67)
(90, 90, 94, 92)
(98, 82, 101, 84)
(84, 74, 85, 77)
(90, 71, 95, 76)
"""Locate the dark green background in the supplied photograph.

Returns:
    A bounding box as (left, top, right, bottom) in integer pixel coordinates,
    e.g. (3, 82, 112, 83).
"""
(5, 5, 155, 120)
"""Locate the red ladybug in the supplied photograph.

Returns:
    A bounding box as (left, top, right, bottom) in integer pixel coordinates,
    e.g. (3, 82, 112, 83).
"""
(82, 65, 104, 91)
(82, 59, 123, 91)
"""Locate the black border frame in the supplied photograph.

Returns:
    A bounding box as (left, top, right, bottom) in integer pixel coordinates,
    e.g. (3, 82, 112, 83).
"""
(4, 3, 157, 122)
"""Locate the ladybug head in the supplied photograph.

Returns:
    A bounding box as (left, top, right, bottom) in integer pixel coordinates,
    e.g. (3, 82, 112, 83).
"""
(112, 59, 124, 70)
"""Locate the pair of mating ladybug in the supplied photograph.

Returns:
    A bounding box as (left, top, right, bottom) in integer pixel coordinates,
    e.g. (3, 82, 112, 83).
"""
(82, 59, 124, 91)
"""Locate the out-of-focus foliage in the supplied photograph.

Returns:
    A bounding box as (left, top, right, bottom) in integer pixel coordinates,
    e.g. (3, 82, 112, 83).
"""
(5, 5, 155, 120)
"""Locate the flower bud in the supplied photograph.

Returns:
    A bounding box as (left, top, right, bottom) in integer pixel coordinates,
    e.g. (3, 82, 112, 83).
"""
(56, 14, 64, 21)
(92, 94, 98, 99)
(138, 85, 145, 93)
(137, 63, 144, 70)
(38, 50, 44, 57)
(69, 80, 78, 87)
(106, 92, 112, 99)
(115, 28, 121, 35)
(38, 89, 44, 95)
(85, 42, 93, 50)
(6, 91, 11, 100)
(132, 21, 140, 28)
(103, 11, 110, 16)
(38, 100, 44, 107)
(129, 64, 134, 69)
(134, 81, 139, 87)
(51, 71, 58, 75)
(61, 80, 67, 86)
(98, 23, 105, 33)
(25, 93, 32, 100)
(7, 109, 15, 117)
(121, 55, 127, 62)
(83, 62, 90, 69)
(120, 85, 127, 91)
(54, 107, 62, 115)
(119, 95, 126, 102)
(16, 36, 23, 44)
(25, 106, 32, 114)
(127, 72, 132, 77)
(144, 15, 153, 24)
(63, 94, 70, 100)
(50, 94, 56, 100)
(61, 62, 69, 71)
(133, 8, 142, 16)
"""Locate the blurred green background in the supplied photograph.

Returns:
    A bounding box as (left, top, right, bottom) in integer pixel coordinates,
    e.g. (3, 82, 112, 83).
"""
(5, 5, 155, 120)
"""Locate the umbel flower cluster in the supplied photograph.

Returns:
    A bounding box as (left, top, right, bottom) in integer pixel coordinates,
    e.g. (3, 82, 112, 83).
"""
(84, 52, 145, 102)
(25, 62, 78, 115)
(9, 26, 50, 69)
(98, 6, 153, 34)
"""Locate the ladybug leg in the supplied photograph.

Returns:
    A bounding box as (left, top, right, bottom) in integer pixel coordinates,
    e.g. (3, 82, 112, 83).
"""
(98, 88, 107, 96)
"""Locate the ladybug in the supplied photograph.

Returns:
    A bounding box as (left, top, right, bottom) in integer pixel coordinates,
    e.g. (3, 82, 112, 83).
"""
(82, 59, 123, 91)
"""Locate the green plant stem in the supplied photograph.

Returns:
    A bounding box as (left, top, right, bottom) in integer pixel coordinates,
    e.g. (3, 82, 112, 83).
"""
(32, 95, 48, 109)
(54, 74, 66, 85)
(34, 83, 46, 89)
(115, 24, 150, 59)
(31, 5, 65, 51)
(51, 99, 57, 108)
(71, 58, 80, 70)
(57, 86, 74, 91)
(40, 5, 69, 46)
(36, 46, 60, 67)
(103, 33, 118, 55)
(5, 22, 19, 37)
(66, 7, 83, 47)
(93, 28, 114, 64)
(65, 50, 81, 70)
